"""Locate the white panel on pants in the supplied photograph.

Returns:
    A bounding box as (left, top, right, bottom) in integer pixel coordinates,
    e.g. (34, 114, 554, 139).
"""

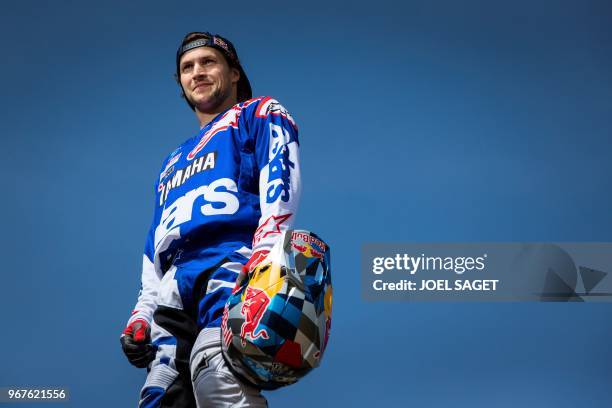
(190, 328, 267, 408)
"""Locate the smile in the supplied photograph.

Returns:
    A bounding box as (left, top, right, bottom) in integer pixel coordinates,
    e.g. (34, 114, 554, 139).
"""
(193, 83, 212, 91)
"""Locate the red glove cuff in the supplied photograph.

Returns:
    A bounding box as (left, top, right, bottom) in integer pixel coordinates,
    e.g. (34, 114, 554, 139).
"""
(123, 318, 149, 343)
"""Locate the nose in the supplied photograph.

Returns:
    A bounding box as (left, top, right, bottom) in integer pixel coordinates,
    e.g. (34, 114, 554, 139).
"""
(192, 62, 207, 78)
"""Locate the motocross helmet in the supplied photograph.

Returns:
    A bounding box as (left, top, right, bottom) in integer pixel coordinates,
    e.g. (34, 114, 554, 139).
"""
(221, 230, 332, 390)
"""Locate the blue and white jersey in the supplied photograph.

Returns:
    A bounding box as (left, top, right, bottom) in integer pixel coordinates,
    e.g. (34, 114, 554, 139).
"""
(128, 97, 301, 328)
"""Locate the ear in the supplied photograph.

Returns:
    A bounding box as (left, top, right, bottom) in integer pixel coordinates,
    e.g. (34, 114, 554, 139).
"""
(231, 67, 240, 85)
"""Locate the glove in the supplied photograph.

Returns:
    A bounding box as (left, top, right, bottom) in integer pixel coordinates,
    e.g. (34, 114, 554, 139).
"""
(120, 318, 156, 368)
(233, 250, 269, 292)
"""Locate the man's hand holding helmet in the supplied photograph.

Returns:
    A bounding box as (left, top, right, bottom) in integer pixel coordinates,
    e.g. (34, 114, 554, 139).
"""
(120, 318, 156, 368)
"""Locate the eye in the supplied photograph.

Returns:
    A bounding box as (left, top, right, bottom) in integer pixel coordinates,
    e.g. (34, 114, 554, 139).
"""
(181, 62, 193, 73)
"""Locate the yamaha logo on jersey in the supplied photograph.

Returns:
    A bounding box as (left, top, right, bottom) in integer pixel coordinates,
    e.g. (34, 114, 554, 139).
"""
(159, 165, 175, 183)
(159, 151, 217, 205)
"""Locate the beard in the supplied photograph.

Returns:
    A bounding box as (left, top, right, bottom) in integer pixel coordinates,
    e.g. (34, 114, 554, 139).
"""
(187, 83, 232, 113)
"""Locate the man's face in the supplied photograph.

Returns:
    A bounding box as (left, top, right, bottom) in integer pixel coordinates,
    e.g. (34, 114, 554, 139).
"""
(179, 46, 239, 111)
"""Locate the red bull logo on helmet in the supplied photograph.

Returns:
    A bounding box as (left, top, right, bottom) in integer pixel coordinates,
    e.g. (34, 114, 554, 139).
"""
(291, 242, 324, 259)
(291, 231, 327, 252)
(240, 287, 270, 346)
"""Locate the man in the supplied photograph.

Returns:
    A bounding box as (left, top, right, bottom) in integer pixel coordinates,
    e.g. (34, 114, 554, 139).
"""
(120, 31, 301, 407)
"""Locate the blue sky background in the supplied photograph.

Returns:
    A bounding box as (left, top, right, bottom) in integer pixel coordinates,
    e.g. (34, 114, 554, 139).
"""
(1, 0, 611, 406)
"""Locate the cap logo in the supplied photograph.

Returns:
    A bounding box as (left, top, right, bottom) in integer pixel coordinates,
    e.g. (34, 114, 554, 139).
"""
(180, 38, 211, 54)
(213, 37, 229, 51)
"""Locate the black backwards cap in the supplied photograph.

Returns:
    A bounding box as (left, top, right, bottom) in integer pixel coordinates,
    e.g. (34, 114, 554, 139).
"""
(176, 32, 252, 110)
